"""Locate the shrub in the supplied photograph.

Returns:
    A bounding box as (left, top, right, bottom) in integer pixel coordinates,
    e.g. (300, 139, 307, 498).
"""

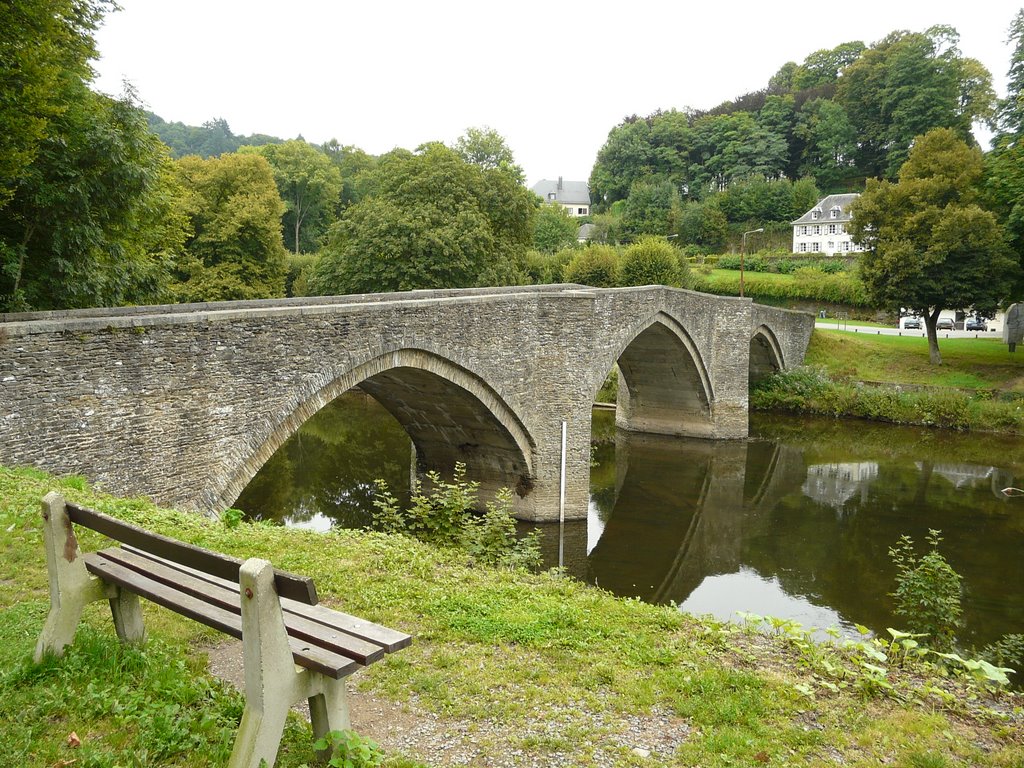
(563, 244, 620, 287)
(889, 530, 962, 652)
(371, 463, 541, 570)
(620, 236, 685, 287)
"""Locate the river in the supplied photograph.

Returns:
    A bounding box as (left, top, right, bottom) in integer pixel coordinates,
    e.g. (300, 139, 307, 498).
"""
(235, 390, 1024, 652)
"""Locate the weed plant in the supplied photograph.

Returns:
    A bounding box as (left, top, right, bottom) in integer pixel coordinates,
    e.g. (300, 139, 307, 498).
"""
(372, 463, 541, 570)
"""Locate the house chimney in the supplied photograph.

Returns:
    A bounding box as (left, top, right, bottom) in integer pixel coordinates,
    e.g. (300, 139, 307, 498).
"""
(557, 176, 563, 191)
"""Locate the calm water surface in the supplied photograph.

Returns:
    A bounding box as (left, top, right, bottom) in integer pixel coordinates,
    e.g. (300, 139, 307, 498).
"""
(236, 392, 1024, 650)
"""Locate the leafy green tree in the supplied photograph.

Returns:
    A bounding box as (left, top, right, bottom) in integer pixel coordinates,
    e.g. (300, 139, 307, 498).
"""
(0, 0, 109, 210)
(533, 203, 578, 253)
(837, 27, 994, 179)
(321, 140, 377, 208)
(621, 178, 680, 239)
(984, 9, 1024, 302)
(312, 144, 534, 294)
(454, 126, 524, 183)
(1, 83, 182, 312)
(589, 118, 654, 209)
(145, 114, 281, 159)
(796, 99, 857, 188)
(791, 41, 866, 90)
(240, 140, 342, 254)
(675, 200, 728, 251)
(619, 237, 684, 287)
(169, 153, 288, 301)
(850, 129, 1017, 364)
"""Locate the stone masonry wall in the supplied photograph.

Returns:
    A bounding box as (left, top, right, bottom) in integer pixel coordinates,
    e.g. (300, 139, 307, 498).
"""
(0, 286, 812, 522)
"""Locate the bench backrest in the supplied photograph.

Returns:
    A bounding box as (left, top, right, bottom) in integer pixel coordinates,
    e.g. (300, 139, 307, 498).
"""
(66, 502, 319, 605)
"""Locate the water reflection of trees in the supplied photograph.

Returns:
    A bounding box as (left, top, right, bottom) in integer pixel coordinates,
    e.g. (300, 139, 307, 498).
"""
(585, 413, 1023, 648)
(234, 390, 411, 528)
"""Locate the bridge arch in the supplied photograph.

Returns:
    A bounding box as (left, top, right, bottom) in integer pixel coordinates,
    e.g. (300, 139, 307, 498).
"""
(749, 324, 785, 386)
(217, 348, 536, 513)
(596, 311, 715, 438)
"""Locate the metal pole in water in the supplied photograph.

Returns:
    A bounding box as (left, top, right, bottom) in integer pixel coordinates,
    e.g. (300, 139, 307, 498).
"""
(558, 420, 567, 569)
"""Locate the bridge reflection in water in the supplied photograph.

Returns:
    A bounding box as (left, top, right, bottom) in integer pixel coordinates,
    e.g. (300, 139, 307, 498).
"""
(538, 409, 1022, 648)
(237, 396, 1024, 650)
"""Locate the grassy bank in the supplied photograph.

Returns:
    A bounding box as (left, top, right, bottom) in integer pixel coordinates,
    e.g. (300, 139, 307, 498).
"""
(752, 331, 1024, 434)
(1, 466, 1021, 767)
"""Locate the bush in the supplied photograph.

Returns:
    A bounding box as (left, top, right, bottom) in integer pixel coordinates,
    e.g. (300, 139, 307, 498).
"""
(525, 248, 574, 285)
(889, 531, 962, 652)
(563, 244, 620, 287)
(285, 252, 318, 297)
(371, 463, 541, 570)
(619, 236, 685, 287)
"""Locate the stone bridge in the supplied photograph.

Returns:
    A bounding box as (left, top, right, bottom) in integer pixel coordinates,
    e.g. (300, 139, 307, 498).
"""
(0, 285, 813, 522)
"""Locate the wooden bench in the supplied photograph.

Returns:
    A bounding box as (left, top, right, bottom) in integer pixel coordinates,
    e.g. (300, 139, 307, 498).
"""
(34, 492, 411, 768)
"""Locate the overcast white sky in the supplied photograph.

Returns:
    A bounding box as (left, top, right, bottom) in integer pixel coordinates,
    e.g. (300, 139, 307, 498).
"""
(91, 1, 1022, 188)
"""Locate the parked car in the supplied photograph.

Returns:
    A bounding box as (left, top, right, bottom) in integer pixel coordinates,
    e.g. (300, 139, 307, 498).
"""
(966, 318, 987, 331)
(903, 317, 922, 329)
(937, 317, 955, 330)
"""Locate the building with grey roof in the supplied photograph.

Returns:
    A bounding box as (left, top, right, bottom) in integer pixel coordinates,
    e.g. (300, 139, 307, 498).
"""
(791, 193, 862, 256)
(531, 177, 591, 217)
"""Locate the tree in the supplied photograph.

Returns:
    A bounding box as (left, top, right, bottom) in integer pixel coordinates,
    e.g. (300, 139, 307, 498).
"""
(0, 83, 182, 312)
(0, 0, 110, 210)
(533, 203, 579, 254)
(984, 9, 1024, 302)
(837, 27, 994, 179)
(321, 140, 377, 208)
(675, 201, 728, 251)
(850, 129, 1018, 363)
(169, 153, 288, 302)
(240, 140, 342, 254)
(454, 126, 524, 183)
(795, 99, 857, 188)
(312, 144, 535, 294)
(621, 178, 681, 239)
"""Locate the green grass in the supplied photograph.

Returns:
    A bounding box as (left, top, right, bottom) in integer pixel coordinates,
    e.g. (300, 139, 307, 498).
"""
(1, 467, 1021, 766)
(805, 331, 1024, 392)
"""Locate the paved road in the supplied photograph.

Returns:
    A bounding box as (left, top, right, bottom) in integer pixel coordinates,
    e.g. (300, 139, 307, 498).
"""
(814, 321, 1002, 339)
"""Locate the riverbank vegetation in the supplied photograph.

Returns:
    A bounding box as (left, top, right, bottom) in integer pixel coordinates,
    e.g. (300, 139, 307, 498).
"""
(1, 466, 1022, 767)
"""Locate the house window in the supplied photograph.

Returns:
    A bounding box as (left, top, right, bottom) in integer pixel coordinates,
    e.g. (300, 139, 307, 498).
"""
(828, 224, 837, 234)
(830, 207, 840, 219)
(799, 243, 808, 252)
(812, 242, 820, 252)
(827, 241, 835, 252)
(842, 241, 850, 252)
(812, 210, 820, 220)
(548, 193, 556, 201)
(813, 225, 821, 235)
(578, 207, 587, 215)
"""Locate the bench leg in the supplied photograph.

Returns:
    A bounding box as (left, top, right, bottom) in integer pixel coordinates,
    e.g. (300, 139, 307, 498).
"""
(309, 681, 351, 761)
(34, 492, 107, 662)
(228, 558, 309, 768)
(109, 588, 146, 644)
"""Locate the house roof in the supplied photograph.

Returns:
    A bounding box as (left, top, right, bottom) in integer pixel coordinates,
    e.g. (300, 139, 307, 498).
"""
(792, 193, 860, 225)
(531, 178, 591, 206)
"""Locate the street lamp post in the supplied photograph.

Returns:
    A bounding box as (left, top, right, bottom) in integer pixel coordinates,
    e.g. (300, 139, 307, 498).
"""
(740, 228, 764, 298)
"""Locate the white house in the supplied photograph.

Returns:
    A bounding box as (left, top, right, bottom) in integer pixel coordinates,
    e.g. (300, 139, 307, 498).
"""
(792, 193, 863, 256)
(531, 177, 591, 217)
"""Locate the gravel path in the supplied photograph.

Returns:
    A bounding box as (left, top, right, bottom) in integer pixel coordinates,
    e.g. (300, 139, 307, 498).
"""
(204, 640, 691, 766)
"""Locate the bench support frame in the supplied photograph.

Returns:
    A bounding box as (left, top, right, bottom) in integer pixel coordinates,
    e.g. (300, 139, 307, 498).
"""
(34, 492, 354, 768)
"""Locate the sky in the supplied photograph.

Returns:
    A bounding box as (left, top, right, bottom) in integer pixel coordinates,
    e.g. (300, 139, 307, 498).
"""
(91, 0, 1023, 188)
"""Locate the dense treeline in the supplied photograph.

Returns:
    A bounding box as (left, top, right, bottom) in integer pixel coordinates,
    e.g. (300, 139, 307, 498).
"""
(588, 26, 995, 243)
(1, 3, 1021, 319)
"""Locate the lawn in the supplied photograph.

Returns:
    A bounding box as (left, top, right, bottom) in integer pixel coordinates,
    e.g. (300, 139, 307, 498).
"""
(1, 466, 1022, 767)
(805, 330, 1024, 392)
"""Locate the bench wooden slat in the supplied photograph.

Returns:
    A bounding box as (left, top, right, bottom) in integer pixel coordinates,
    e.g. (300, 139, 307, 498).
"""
(99, 547, 387, 665)
(84, 553, 360, 679)
(67, 503, 318, 605)
(121, 544, 412, 653)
